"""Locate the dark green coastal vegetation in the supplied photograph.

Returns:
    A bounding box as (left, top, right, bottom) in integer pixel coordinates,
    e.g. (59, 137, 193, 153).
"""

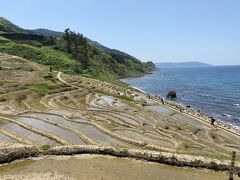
(0, 17, 155, 82)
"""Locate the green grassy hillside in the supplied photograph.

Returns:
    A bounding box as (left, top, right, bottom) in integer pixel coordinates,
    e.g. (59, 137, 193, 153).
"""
(0, 42, 75, 72)
(0, 17, 156, 82)
(0, 17, 25, 33)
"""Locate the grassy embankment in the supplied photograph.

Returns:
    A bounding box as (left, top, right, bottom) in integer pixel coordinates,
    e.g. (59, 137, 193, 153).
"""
(0, 41, 154, 83)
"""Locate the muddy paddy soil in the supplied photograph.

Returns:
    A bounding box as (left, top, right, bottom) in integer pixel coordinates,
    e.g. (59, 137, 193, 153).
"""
(0, 155, 231, 180)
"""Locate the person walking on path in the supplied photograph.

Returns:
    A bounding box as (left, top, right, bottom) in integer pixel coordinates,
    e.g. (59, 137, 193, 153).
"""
(210, 117, 216, 126)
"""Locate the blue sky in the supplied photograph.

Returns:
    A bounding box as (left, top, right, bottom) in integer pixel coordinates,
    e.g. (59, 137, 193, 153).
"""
(1, 0, 240, 65)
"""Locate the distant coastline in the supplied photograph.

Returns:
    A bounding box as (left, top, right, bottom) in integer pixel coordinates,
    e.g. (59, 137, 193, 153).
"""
(155, 61, 212, 68)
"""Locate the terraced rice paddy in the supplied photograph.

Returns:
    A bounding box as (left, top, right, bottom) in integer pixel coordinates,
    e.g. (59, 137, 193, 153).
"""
(146, 105, 177, 116)
(2, 122, 59, 145)
(115, 129, 175, 148)
(16, 116, 85, 145)
(0, 132, 14, 142)
(1, 54, 240, 178)
(173, 114, 208, 128)
(0, 62, 240, 156)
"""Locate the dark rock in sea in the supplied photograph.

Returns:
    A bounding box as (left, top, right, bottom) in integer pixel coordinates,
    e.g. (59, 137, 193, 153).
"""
(186, 105, 191, 108)
(166, 91, 177, 99)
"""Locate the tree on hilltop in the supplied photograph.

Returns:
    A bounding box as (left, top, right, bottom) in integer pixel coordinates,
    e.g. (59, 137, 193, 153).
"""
(62, 28, 90, 71)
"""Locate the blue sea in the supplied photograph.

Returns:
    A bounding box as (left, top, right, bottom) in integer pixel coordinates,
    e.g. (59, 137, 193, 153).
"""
(122, 66, 240, 129)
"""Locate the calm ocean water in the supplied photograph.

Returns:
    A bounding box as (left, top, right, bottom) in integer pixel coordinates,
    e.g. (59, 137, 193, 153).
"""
(122, 66, 240, 128)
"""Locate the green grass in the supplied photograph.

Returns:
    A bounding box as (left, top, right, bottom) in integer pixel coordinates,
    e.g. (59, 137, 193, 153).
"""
(40, 144, 51, 151)
(121, 98, 136, 107)
(0, 41, 155, 82)
(29, 83, 61, 96)
(101, 121, 119, 130)
(0, 80, 13, 86)
(0, 35, 10, 43)
(0, 42, 76, 73)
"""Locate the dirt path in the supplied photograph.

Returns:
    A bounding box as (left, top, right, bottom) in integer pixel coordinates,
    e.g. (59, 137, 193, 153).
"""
(57, 72, 79, 89)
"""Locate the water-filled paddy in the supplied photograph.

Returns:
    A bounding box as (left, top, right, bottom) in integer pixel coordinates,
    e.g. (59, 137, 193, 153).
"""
(146, 105, 176, 116)
(16, 116, 85, 145)
(0, 132, 14, 142)
(173, 114, 207, 128)
(2, 122, 59, 145)
(20, 113, 128, 146)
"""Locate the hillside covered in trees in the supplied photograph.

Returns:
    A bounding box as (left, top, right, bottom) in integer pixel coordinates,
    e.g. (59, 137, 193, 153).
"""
(0, 17, 156, 81)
